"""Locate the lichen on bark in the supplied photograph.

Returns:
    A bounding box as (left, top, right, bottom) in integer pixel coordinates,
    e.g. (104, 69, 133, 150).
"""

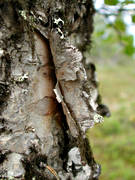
(0, 0, 109, 179)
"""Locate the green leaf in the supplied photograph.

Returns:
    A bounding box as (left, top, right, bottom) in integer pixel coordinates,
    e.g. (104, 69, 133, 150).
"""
(122, 35, 134, 44)
(122, 35, 135, 56)
(114, 18, 126, 32)
(132, 15, 135, 23)
(124, 45, 135, 56)
(104, 0, 119, 5)
(123, 0, 135, 4)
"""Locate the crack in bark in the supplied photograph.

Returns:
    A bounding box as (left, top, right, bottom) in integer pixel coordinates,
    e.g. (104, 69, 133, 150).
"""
(0, 0, 103, 179)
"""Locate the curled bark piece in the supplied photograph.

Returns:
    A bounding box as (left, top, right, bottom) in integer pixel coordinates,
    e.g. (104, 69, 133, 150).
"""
(49, 32, 103, 136)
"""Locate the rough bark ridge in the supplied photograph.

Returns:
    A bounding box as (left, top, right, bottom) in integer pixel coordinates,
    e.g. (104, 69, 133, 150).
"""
(0, 0, 109, 179)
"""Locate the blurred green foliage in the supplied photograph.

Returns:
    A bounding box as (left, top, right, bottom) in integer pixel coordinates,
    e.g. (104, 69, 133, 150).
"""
(86, 14, 133, 63)
(104, 0, 119, 5)
(88, 63, 135, 180)
(132, 15, 135, 23)
(114, 17, 126, 32)
(104, 0, 135, 5)
(95, 0, 135, 56)
(122, 35, 135, 55)
(87, 2, 135, 179)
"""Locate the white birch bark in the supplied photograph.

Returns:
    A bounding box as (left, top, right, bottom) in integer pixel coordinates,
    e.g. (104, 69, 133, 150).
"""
(0, 0, 109, 179)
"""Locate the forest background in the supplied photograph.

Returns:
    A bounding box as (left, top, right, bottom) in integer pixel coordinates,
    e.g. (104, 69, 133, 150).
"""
(88, 0, 135, 179)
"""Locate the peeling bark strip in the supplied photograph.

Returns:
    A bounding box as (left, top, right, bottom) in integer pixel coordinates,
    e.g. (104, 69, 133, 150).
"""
(50, 32, 103, 137)
(0, 0, 109, 179)
(49, 31, 103, 176)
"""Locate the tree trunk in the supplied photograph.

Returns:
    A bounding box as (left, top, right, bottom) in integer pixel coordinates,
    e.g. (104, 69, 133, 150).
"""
(0, 0, 109, 179)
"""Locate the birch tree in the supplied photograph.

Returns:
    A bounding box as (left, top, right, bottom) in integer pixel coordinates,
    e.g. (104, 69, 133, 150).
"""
(0, 0, 109, 179)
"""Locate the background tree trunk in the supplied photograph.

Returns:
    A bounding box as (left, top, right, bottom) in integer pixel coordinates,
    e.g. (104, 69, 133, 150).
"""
(0, 0, 109, 179)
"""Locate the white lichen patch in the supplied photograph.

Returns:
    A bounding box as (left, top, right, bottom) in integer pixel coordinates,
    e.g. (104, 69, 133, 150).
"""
(54, 18, 64, 25)
(22, 89, 28, 94)
(67, 147, 81, 170)
(19, 10, 36, 26)
(94, 114, 104, 123)
(57, 28, 64, 39)
(14, 73, 29, 82)
(53, 18, 64, 39)
(67, 147, 92, 179)
(19, 10, 27, 20)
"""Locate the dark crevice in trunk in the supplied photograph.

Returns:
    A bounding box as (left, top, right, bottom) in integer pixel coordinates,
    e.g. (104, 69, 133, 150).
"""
(20, 30, 78, 179)
(0, 54, 11, 115)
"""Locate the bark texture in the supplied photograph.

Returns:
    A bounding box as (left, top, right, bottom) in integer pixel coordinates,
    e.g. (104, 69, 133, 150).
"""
(0, 0, 109, 179)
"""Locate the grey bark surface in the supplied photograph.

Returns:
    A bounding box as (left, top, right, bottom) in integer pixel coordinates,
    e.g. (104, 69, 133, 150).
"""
(0, 0, 109, 179)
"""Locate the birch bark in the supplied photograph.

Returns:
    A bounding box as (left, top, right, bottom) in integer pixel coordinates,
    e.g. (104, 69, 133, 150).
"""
(0, 0, 109, 179)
